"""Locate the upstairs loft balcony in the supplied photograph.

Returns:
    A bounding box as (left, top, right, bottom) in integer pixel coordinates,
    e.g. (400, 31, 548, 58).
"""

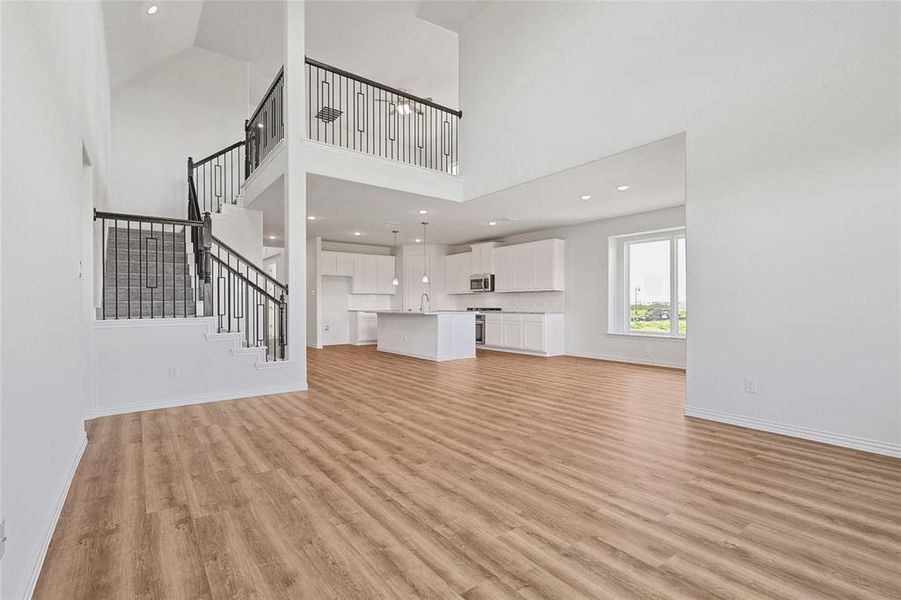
(244, 58, 462, 182)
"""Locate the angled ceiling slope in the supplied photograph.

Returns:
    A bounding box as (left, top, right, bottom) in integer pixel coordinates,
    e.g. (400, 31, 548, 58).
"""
(194, 0, 284, 64)
(416, 1, 489, 33)
(102, 0, 203, 89)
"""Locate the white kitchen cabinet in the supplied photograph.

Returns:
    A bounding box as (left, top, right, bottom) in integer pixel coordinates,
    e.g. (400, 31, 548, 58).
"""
(349, 254, 396, 294)
(522, 314, 545, 352)
(336, 252, 355, 276)
(352, 255, 376, 293)
(320, 251, 338, 276)
(502, 314, 523, 349)
(349, 311, 378, 345)
(445, 252, 472, 294)
(376, 255, 397, 294)
(485, 313, 503, 346)
(482, 312, 564, 356)
(493, 246, 513, 292)
(493, 239, 565, 292)
(470, 243, 496, 275)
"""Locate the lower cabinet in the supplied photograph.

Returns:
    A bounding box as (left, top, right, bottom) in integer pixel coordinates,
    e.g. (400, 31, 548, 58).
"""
(349, 311, 378, 345)
(482, 313, 564, 356)
(485, 314, 503, 347)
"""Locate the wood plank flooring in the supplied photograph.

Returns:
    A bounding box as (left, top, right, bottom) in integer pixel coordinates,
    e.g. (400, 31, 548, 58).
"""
(35, 345, 901, 599)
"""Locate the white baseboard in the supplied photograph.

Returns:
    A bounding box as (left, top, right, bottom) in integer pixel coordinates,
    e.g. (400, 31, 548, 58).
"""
(16, 432, 88, 600)
(565, 351, 685, 370)
(685, 406, 901, 459)
(85, 382, 308, 419)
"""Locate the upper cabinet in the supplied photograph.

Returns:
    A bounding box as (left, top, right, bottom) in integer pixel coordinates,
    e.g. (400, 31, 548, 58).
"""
(494, 239, 565, 292)
(445, 252, 472, 295)
(322, 250, 396, 294)
(470, 242, 496, 275)
(321, 251, 355, 277)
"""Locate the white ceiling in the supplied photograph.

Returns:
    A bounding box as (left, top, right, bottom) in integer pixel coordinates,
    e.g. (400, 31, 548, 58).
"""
(103, 0, 284, 90)
(102, 0, 203, 89)
(305, 134, 685, 247)
(193, 1, 283, 64)
(416, 1, 490, 33)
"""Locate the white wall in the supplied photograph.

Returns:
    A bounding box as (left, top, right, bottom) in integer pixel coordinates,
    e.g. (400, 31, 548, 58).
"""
(111, 46, 249, 218)
(1, 1, 112, 596)
(91, 319, 305, 417)
(461, 2, 900, 454)
(211, 204, 264, 267)
(306, 1, 459, 109)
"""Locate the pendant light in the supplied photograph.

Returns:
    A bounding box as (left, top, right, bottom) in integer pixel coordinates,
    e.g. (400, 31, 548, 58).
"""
(391, 229, 399, 287)
(420, 221, 430, 284)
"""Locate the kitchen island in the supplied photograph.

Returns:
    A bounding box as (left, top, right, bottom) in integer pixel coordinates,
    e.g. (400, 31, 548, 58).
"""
(376, 311, 476, 362)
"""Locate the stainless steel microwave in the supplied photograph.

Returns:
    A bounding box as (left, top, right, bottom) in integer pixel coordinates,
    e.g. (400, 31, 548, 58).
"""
(470, 274, 495, 292)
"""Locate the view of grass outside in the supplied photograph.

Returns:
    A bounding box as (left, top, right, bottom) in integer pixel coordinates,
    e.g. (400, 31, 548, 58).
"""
(627, 235, 686, 336)
(630, 302, 686, 334)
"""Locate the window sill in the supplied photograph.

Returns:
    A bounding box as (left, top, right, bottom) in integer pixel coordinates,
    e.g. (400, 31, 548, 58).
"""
(606, 332, 686, 341)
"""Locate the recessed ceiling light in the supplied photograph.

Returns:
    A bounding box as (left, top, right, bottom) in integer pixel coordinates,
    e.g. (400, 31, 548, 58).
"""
(579, 194, 592, 201)
(488, 221, 497, 226)
(307, 215, 316, 220)
(418, 209, 428, 215)
(146, 5, 159, 15)
(268, 235, 277, 240)
(616, 185, 631, 191)
(353, 231, 362, 236)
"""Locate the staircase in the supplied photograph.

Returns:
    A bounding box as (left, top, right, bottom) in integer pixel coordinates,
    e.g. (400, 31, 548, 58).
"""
(98, 224, 199, 319)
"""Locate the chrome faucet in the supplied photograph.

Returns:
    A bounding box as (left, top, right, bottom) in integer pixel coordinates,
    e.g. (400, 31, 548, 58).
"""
(420, 293, 430, 313)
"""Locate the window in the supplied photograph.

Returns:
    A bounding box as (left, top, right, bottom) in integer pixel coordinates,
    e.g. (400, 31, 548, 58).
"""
(613, 229, 686, 337)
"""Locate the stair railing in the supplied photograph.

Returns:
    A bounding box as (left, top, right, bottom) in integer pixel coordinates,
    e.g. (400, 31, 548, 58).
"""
(187, 140, 246, 215)
(305, 57, 462, 174)
(245, 67, 285, 178)
(94, 210, 205, 320)
(209, 236, 288, 361)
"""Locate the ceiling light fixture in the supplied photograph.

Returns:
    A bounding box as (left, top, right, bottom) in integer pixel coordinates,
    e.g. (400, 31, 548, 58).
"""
(307, 215, 316, 221)
(353, 231, 362, 236)
(418, 209, 428, 215)
(488, 221, 497, 226)
(579, 194, 592, 201)
(414, 238, 421, 243)
(268, 235, 277, 240)
(616, 185, 631, 191)
(257, 123, 264, 129)
(146, 4, 159, 15)
(391, 230, 400, 287)
(420, 221, 430, 284)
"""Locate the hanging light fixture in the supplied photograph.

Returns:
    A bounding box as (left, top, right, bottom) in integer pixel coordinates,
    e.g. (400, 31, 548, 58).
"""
(391, 229, 400, 287)
(420, 221, 430, 284)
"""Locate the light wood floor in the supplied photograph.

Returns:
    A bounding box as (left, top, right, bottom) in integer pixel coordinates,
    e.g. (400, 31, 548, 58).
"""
(35, 345, 901, 599)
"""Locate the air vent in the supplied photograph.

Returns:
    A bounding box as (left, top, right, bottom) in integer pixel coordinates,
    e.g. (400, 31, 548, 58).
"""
(315, 106, 343, 123)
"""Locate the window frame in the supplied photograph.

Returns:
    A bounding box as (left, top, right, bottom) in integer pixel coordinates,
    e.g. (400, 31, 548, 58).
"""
(615, 228, 686, 339)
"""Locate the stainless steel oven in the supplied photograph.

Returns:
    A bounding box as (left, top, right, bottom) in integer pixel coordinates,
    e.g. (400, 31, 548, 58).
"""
(474, 314, 485, 345)
(470, 274, 495, 292)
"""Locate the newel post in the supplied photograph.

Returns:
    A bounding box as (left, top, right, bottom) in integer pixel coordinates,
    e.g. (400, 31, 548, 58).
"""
(202, 212, 213, 317)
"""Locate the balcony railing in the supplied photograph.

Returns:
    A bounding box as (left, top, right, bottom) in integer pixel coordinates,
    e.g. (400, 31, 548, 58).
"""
(305, 58, 462, 175)
(245, 67, 285, 179)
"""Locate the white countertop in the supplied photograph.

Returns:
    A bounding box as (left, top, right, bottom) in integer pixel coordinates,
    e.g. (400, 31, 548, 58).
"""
(374, 310, 474, 316)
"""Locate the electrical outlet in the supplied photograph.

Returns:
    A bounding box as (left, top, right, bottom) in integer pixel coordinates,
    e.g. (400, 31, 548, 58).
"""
(744, 377, 758, 394)
(1, 518, 6, 560)
(169, 366, 180, 379)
